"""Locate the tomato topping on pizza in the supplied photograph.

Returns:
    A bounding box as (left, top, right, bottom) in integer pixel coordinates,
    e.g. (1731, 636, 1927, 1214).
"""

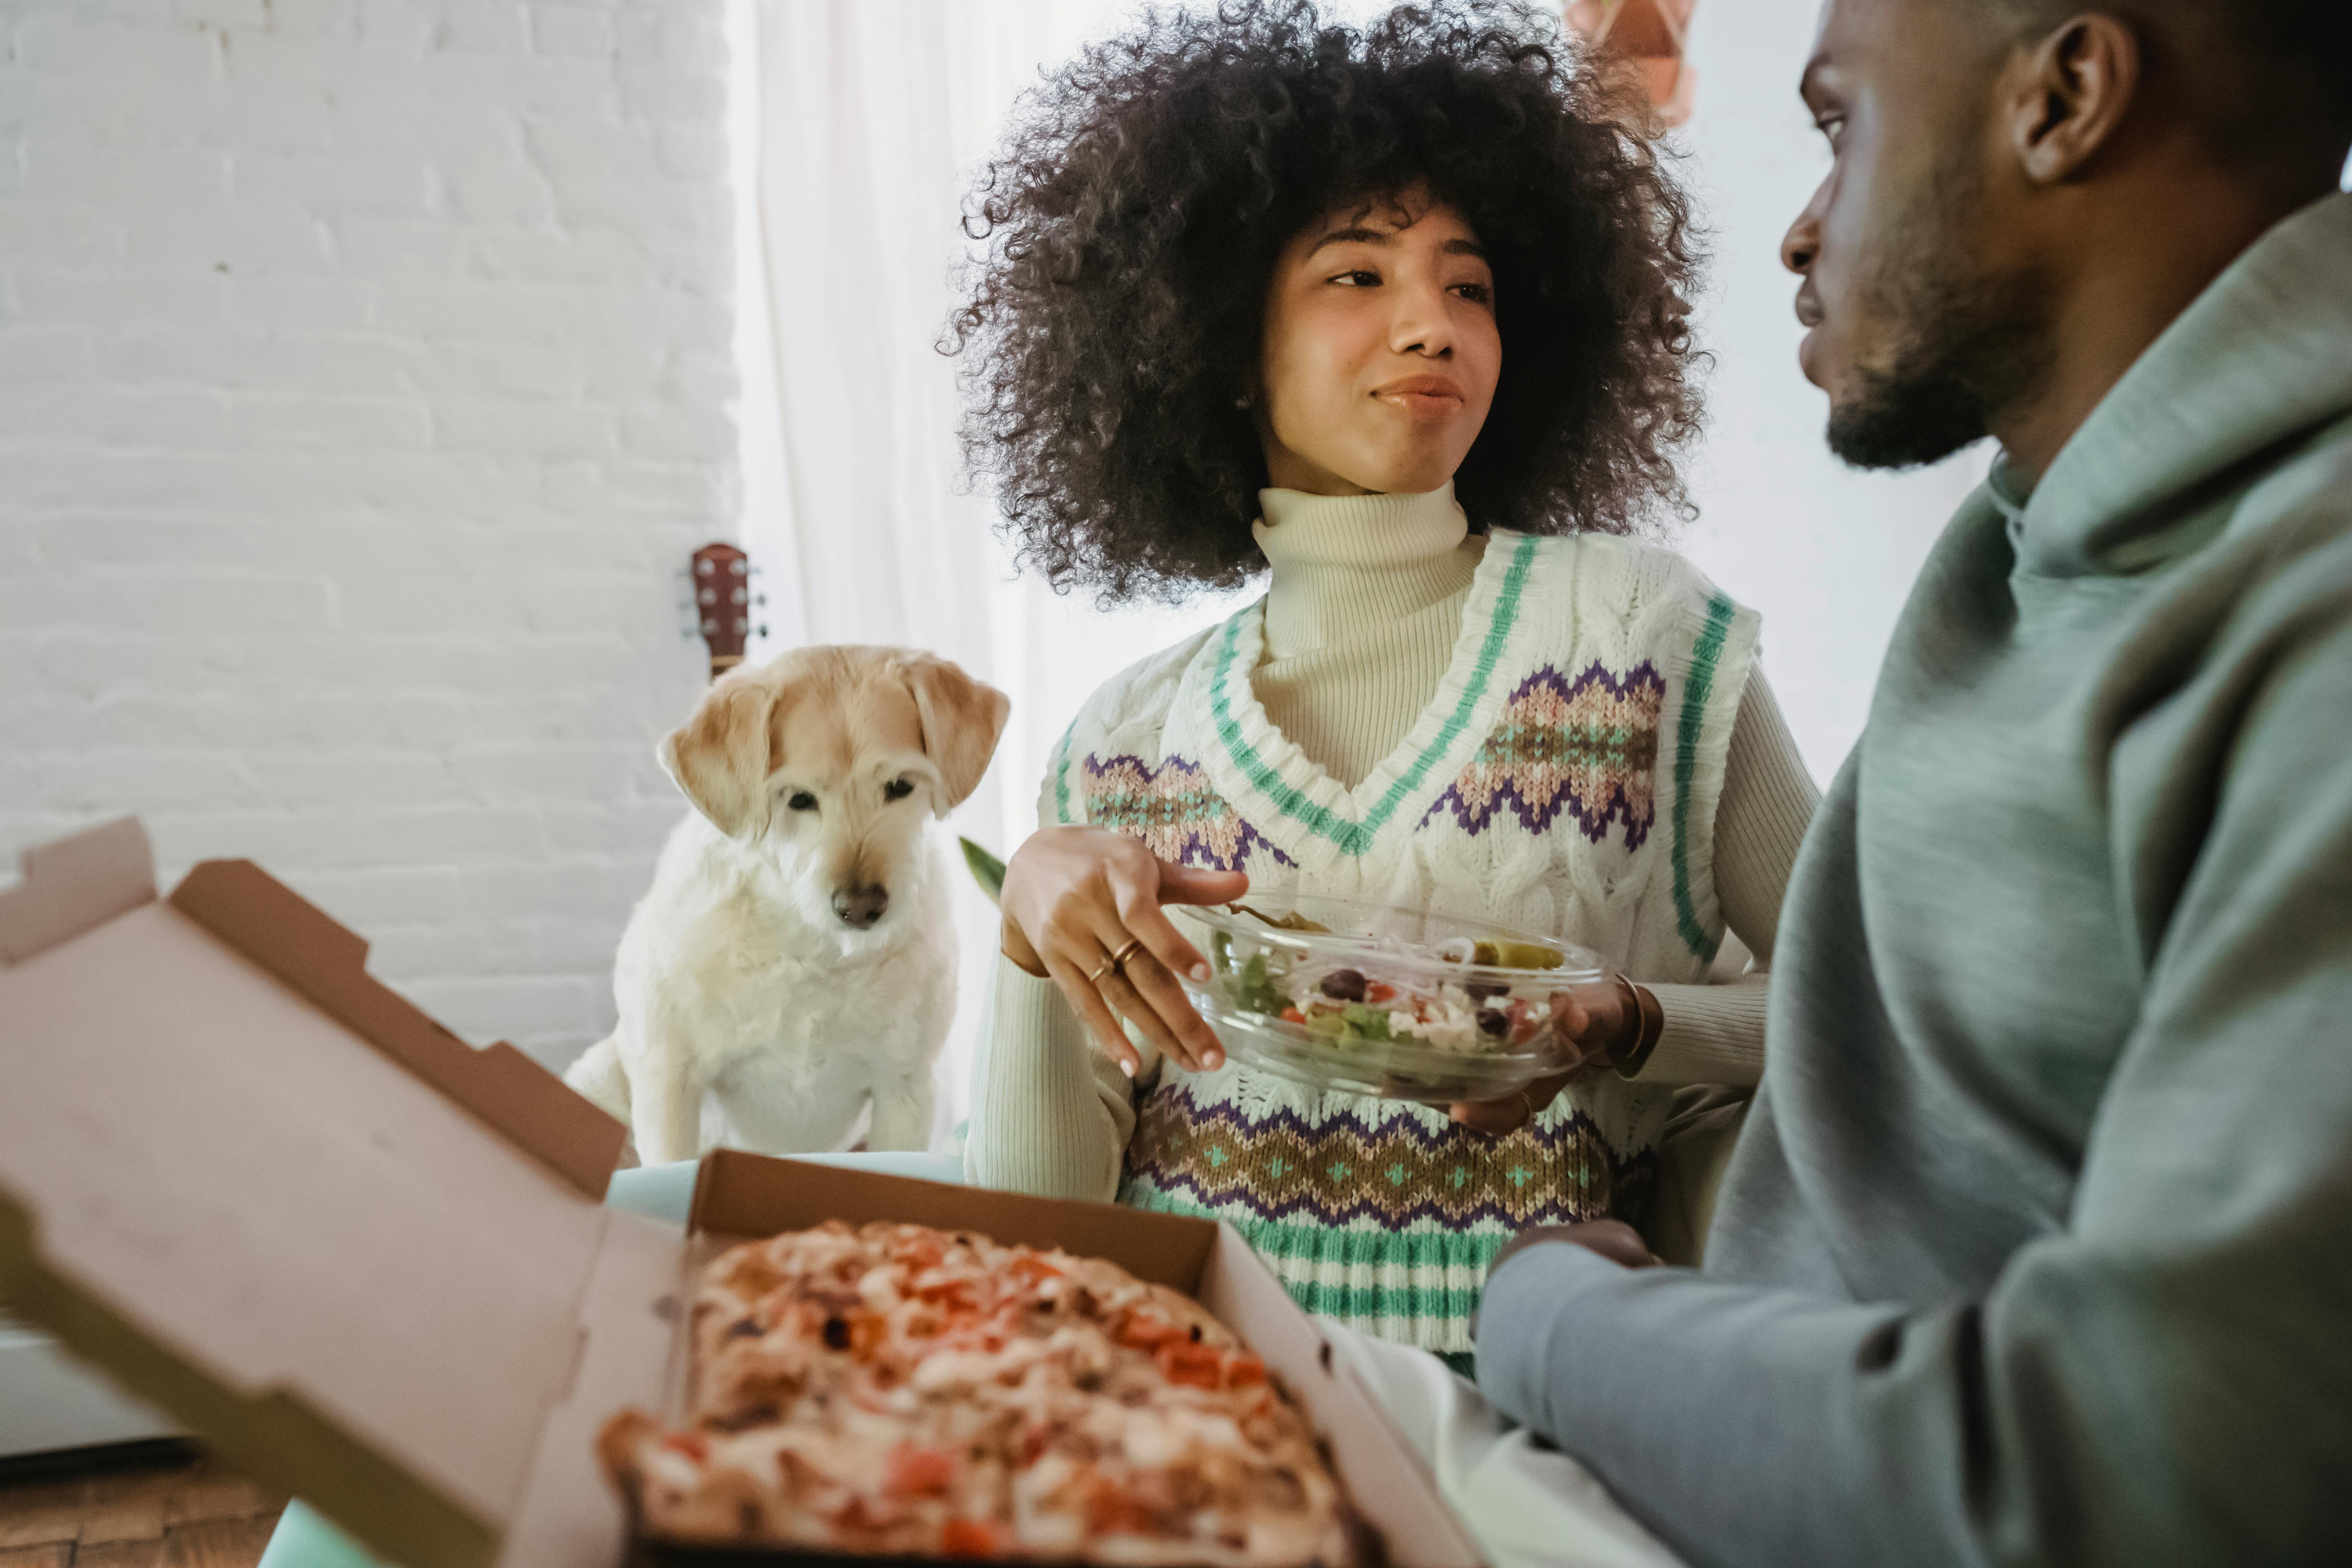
(884, 1446, 956, 1499)
(1114, 1310, 1188, 1350)
(940, 1518, 1002, 1558)
(1155, 1339, 1226, 1389)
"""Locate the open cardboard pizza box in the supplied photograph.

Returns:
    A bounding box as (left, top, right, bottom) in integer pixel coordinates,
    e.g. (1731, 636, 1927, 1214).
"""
(0, 820, 1485, 1568)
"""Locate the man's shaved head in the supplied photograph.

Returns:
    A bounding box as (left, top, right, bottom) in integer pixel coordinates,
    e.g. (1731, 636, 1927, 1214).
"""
(1972, 0, 2352, 162)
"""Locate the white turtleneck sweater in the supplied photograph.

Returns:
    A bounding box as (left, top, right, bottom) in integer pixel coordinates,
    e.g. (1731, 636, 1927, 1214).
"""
(972, 486, 1819, 1193)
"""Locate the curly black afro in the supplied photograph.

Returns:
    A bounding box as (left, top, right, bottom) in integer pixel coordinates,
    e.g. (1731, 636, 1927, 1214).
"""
(946, 0, 1706, 603)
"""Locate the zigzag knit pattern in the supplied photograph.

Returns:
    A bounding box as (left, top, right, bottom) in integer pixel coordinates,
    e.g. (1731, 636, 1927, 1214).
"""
(1082, 753, 1297, 872)
(1423, 661, 1666, 847)
(1120, 1079, 1652, 1353)
(1124, 1085, 1618, 1228)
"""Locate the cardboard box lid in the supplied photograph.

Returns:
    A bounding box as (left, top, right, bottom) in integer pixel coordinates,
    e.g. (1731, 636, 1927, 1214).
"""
(0, 823, 1486, 1568)
(0, 819, 630, 1568)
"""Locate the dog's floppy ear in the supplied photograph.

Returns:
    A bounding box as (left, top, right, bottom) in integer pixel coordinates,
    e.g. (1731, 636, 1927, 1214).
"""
(900, 653, 1010, 813)
(658, 673, 781, 836)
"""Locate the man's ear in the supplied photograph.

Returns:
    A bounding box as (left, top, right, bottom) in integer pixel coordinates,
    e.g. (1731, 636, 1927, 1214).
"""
(2006, 14, 2142, 186)
(658, 675, 782, 836)
(899, 653, 1011, 813)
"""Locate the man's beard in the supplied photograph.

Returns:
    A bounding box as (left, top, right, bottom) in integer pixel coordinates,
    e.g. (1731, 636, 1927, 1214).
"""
(1827, 161, 2054, 471)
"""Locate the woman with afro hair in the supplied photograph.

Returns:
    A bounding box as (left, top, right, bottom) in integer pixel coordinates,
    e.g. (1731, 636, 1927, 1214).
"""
(959, 0, 1819, 1363)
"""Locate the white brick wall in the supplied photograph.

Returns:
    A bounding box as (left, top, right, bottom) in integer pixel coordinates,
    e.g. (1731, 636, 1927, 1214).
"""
(0, 0, 735, 1069)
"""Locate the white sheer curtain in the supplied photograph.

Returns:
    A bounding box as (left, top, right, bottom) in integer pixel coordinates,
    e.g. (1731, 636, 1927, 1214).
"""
(728, 0, 1249, 1139)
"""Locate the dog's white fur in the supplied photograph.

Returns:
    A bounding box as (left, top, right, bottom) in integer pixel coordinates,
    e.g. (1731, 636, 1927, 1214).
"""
(566, 645, 1009, 1165)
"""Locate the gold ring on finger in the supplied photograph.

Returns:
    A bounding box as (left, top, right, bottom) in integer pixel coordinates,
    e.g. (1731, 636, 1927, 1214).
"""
(1091, 940, 1148, 987)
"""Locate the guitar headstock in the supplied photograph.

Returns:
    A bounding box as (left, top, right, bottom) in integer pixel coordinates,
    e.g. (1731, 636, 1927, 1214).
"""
(690, 542, 756, 681)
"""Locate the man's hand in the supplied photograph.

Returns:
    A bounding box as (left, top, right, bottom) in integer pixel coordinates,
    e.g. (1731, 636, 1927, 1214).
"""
(1447, 980, 1639, 1135)
(1488, 1219, 1661, 1282)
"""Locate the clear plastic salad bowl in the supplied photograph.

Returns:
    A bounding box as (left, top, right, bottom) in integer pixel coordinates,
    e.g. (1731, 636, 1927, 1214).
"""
(1170, 891, 1609, 1106)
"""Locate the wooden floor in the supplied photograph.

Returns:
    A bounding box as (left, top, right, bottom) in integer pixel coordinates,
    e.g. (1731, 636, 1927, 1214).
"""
(0, 1444, 285, 1568)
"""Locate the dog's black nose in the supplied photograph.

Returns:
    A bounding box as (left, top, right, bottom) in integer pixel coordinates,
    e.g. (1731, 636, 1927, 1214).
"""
(832, 885, 889, 929)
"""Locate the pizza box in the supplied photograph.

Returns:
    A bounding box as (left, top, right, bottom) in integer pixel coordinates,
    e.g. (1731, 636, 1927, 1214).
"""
(0, 819, 1485, 1568)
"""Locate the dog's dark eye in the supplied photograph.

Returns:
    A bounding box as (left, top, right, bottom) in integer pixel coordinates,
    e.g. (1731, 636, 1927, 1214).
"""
(786, 791, 818, 812)
(884, 778, 915, 802)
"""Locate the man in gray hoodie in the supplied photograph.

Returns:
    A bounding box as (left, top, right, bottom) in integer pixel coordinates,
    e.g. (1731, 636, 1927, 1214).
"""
(1475, 1, 2352, 1564)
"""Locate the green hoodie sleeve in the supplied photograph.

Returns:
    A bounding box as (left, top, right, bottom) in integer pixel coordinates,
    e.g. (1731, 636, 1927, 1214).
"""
(1475, 576, 2352, 1568)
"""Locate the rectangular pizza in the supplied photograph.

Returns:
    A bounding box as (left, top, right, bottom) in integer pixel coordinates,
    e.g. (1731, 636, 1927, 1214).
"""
(597, 1220, 1370, 1566)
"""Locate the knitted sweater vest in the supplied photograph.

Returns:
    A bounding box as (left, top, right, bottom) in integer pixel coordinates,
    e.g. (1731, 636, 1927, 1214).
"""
(1043, 532, 1760, 1352)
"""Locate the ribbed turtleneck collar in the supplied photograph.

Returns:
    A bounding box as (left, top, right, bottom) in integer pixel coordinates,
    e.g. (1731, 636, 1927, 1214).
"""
(1251, 483, 1479, 661)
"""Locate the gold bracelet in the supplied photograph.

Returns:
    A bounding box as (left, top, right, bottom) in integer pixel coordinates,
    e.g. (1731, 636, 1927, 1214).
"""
(1611, 976, 1665, 1079)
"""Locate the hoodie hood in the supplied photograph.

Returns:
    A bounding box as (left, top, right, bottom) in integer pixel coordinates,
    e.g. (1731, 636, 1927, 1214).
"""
(2014, 192, 2352, 579)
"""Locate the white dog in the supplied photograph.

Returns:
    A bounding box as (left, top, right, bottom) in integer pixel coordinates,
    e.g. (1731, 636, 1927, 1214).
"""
(565, 645, 1009, 1165)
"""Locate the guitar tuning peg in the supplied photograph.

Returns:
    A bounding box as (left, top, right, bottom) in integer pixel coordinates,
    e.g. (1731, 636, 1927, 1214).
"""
(728, 558, 748, 576)
(733, 617, 749, 634)
(701, 619, 717, 635)
(756, 624, 769, 637)
(754, 594, 766, 607)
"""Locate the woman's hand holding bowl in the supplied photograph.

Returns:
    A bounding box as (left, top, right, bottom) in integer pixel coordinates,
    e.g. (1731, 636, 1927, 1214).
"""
(1447, 976, 1652, 1136)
